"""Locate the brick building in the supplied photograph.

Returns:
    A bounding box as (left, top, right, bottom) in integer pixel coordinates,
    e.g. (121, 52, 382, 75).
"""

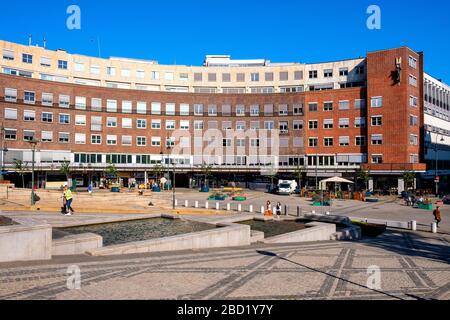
(0, 40, 449, 193)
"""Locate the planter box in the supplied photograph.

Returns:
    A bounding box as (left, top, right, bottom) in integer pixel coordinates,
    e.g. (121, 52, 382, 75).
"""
(313, 201, 330, 207)
(208, 196, 227, 201)
(418, 203, 433, 211)
(365, 198, 379, 203)
(232, 197, 247, 201)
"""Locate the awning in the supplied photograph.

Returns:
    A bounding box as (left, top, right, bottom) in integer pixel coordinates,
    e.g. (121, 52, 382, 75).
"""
(320, 177, 354, 184)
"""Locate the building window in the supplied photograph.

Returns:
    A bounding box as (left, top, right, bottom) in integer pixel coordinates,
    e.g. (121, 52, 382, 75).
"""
(409, 115, 418, 126)
(279, 72, 289, 81)
(409, 75, 418, 87)
(279, 121, 289, 133)
(338, 100, 350, 110)
(59, 114, 70, 124)
(136, 70, 145, 79)
(58, 60, 68, 70)
(42, 93, 53, 106)
(91, 135, 102, 145)
(294, 71, 303, 80)
(41, 132, 54, 143)
(222, 73, 231, 82)
(136, 102, 147, 114)
(356, 136, 366, 146)
(250, 73, 259, 82)
(122, 118, 132, 129)
(165, 72, 174, 81)
(309, 120, 318, 129)
(59, 132, 69, 143)
(410, 95, 418, 107)
(236, 73, 245, 82)
(122, 136, 132, 146)
(372, 155, 383, 164)
(151, 137, 161, 147)
(324, 138, 334, 147)
(75, 115, 86, 126)
(59, 95, 70, 108)
(265, 72, 274, 81)
(41, 112, 53, 123)
(371, 134, 383, 145)
(324, 69, 333, 78)
(339, 118, 350, 128)
(5, 129, 17, 140)
(4, 108, 17, 120)
(76, 96, 87, 109)
(410, 134, 418, 146)
(354, 99, 366, 109)
(278, 104, 288, 116)
(150, 71, 159, 80)
(339, 136, 350, 146)
(324, 102, 333, 111)
(24, 110, 36, 122)
(208, 73, 216, 82)
(194, 73, 202, 82)
(137, 137, 146, 146)
(371, 96, 383, 108)
(5, 88, 17, 102)
(264, 121, 275, 130)
(151, 102, 161, 115)
(22, 53, 33, 64)
(90, 65, 100, 75)
(309, 138, 318, 147)
(356, 65, 365, 75)
(293, 104, 303, 115)
(339, 68, 348, 76)
(2, 49, 14, 60)
(371, 116, 382, 126)
(24, 91, 35, 104)
(24, 131, 36, 142)
(409, 56, 417, 69)
(122, 101, 132, 113)
(308, 103, 318, 112)
(107, 117, 117, 127)
(324, 119, 333, 129)
(91, 98, 102, 111)
(309, 70, 318, 79)
(194, 104, 204, 115)
(194, 121, 204, 130)
(151, 120, 161, 129)
(208, 105, 217, 116)
(180, 120, 190, 130)
(355, 117, 366, 128)
(137, 119, 147, 129)
(75, 133, 86, 144)
(251, 139, 260, 147)
(410, 154, 419, 164)
(250, 105, 259, 116)
(107, 135, 117, 145)
(166, 120, 176, 130)
(293, 121, 303, 130)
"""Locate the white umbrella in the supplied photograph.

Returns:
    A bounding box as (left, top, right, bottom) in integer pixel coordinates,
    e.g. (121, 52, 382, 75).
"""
(320, 177, 354, 184)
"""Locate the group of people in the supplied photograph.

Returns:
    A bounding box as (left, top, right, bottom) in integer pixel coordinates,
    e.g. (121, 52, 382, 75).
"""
(404, 194, 426, 207)
(265, 201, 283, 218)
(61, 185, 75, 216)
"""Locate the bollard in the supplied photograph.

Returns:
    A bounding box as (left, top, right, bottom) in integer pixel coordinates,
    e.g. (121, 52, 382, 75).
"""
(284, 205, 289, 216)
(216, 203, 220, 210)
(261, 206, 265, 215)
(185, 200, 189, 208)
(205, 202, 209, 209)
(195, 201, 199, 208)
(297, 206, 302, 218)
(175, 199, 178, 207)
(312, 210, 316, 215)
(226, 203, 231, 211)
(249, 205, 253, 213)
(238, 204, 242, 212)
(431, 222, 437, 234)
(411, 220, 417, 231)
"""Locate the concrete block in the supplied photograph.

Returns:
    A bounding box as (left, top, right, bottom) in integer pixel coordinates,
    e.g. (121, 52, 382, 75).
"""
(52, 233, 103, 256)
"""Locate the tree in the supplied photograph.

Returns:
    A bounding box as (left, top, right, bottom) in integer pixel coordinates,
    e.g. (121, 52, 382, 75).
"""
(357, 169, 371, 191)
(152, 164, 164, 182)
(13, 159, 28, 188)
(294, 164, 305, 188)
(402, 170, 416, 191)
(200, 162, 213, 186)
(60, 159, 72, 184)
(105, 161, 119, 183)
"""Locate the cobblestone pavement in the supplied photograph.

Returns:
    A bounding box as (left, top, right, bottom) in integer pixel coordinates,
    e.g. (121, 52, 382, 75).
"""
(1, 229, 449, 300)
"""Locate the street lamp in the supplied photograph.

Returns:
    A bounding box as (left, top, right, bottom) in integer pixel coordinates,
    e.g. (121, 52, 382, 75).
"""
(431, 133, 445, 197)
(0, 125, 8, 180)
(162, 139, 176, 210)
(28, 138, 39, 206)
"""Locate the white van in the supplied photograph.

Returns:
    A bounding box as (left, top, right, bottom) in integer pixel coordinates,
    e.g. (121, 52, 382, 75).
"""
(278, 180, 298, 195)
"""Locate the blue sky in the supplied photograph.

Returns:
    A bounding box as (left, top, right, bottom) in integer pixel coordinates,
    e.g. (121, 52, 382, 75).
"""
(0, 0, 449, 81)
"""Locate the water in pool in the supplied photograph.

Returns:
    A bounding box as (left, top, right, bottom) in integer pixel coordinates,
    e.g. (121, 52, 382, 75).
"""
(239, 220, 307, 238)
(59, 218, 215, 246)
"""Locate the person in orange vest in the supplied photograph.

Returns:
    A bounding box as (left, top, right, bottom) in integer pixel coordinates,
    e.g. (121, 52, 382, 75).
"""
(265, 201, 273, 217)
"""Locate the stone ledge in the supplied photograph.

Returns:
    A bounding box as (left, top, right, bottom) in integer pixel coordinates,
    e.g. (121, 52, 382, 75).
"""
(263, 222, 336, 244)
(52, 233, 103, 256)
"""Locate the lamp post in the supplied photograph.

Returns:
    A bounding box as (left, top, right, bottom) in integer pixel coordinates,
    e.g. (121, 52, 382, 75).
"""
(0, 125, 8, 180)
(432, 133, 445, 197)
(162, 139, 176, 210)
(28, 138, 39, 206)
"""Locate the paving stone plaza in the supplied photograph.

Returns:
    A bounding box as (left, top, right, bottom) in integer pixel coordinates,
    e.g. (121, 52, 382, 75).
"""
(1, 190, 450, 301)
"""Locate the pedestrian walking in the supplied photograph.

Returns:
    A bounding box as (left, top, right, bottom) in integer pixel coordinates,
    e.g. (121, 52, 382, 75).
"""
(265, 201, 273, 217)
(433, 206, 442, 228)
(276, 202, 282, 218)
(60, 187, 67, 215)
(64, 185, 75, 216)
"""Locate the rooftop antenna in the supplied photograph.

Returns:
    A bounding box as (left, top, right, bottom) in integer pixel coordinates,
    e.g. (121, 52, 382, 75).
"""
(43, 37, 47, 49)
(91, 37, 102, 58)
(28, 34, 32, 46)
